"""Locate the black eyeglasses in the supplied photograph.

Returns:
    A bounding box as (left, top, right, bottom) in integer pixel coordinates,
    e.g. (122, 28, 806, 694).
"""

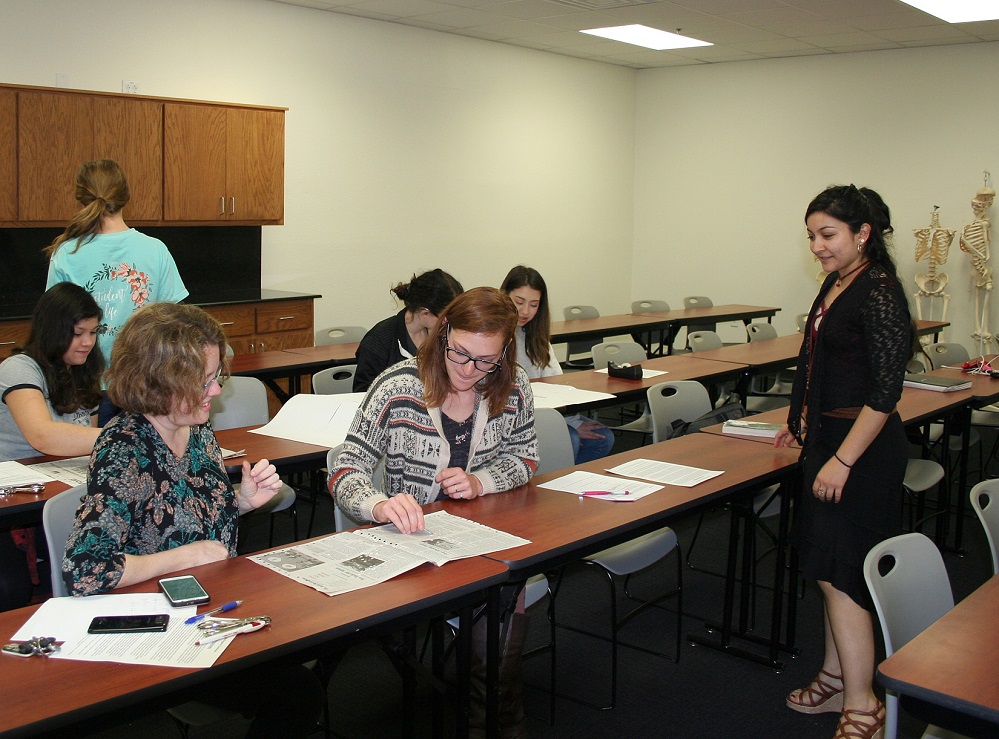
(444, 325, 506, 374)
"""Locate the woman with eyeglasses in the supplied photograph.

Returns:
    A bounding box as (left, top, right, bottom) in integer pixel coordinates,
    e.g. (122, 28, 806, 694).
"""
(64, 302, 284, 596)
(331, 286, 537, 534)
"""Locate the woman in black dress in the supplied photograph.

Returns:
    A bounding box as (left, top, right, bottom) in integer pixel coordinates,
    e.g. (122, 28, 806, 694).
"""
(776, 185, 912, 739)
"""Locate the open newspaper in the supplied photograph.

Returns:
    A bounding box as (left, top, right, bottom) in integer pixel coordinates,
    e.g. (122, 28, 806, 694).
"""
(248, 511, 529, 597)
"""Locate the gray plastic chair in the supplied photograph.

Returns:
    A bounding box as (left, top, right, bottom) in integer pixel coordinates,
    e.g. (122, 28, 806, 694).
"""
(631, 300, 669, 313)
(563, 305, 601, 369)
(591, 341, 647, 370)
(647, 381, 712, 443)
(312, 364, 358, 395)
(970, 480, 999, 575)
(903, 458, 945, 533)
(796, 313, 808, 333)
(864, 533, 958, 739)
(315, 326, 366, 346)
(210, 376, 298, 544)
(534, 407, 576, 476)
(683, 295, 716, 339)
(686, 329, 723, 353)
(746, 323, 778, 342)
(42, 484, 88, 597)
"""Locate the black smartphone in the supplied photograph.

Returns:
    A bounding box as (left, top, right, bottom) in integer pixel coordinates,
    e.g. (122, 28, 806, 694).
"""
(158, 574, 210, 607)
(88, 614, 169, 634)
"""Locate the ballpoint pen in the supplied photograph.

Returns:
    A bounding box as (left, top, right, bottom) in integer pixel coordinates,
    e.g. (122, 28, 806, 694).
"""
(579, 490, 630, 496)
(185, 600, 243, 625)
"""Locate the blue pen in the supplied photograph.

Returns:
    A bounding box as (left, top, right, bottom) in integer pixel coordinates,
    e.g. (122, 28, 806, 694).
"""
(185, 600, 243, 625)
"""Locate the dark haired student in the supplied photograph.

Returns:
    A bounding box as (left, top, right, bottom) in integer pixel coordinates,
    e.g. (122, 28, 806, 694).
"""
(353, 268, 463, 392)
(0, 282, 104, 610)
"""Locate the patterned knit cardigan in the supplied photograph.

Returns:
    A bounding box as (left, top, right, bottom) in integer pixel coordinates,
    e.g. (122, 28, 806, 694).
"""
(329, 359, 539, 523)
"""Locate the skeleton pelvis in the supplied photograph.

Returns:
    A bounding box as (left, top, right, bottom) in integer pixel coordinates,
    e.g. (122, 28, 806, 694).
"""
(915, 271, 948, 294)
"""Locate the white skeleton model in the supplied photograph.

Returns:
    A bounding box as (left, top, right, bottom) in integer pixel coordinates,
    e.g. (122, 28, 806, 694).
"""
(960, 174, 995, 355)
(913, 206, 955, 329)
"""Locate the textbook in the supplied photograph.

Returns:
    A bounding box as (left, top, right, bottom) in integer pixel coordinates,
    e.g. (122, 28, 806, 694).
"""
(722, 419, 783, 438)
(903, 373, 972, 392)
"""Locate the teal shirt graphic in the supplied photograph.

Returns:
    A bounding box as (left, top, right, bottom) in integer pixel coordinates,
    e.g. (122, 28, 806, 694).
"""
(46, 229, 188, 364)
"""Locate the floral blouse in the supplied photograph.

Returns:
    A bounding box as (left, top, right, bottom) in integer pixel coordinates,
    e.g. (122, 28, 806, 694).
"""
(63, 413, 238, 596)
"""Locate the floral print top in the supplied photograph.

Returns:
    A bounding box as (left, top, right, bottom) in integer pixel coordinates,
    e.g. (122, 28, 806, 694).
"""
(63, 413, 238, 596)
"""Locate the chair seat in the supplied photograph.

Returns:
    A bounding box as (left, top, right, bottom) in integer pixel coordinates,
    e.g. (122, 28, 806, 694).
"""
(746, 395, 790, 413)
(904, 459, 945, 492)
(753, 485, 782, 518)
(608, 411, 653, 434)
(927, 424, 980, 451)
(971, 407, 999, 426)
(586, 528, 677, 575)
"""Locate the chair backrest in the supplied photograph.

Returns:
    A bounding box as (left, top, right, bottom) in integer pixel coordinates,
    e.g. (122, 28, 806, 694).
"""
(313, 365, 358, 395)
(647, 381, 712, 443)
(970, 480, 999, 575)
(315, 326, 367, 346)
(591, 341, 647, 369)
(563, 305, 599, 321)
(925, 342, 971, 370)
(42, 484, 88, 598)
(687, 330, 723, 352)
(225, 343, 235, 357)
(683, 296, 713, 310)
(796, 313, 808, 333)
(631, 299, 669, 314)
(864, 532, 954, 656)
(747, 323, 778, 342)
(210, 375, 270, 430)
(534, 407, 575, 476)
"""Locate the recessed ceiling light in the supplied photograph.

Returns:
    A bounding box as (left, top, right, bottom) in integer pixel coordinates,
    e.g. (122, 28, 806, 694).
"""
(580, 24, 712, 50)
(899, 1, 999, 23)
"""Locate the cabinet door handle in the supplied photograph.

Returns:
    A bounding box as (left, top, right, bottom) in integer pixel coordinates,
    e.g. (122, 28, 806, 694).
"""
(230, 197, 235, 215)
(0, 341, 15, 346)
(278, 316, 295, 321)
(219, 196, 226, 216)
(259, 341, 265, 351)
(219, 321, 235, 327)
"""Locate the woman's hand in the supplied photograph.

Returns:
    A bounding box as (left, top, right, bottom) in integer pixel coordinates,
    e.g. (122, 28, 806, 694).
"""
(812, 456, 850, 504)
(372, 494, 425, 534)
(437, 467, 483, 501)
(773, 425, 796, 448)
(575, 420, 607, 440)
(237, 459, 283, 512)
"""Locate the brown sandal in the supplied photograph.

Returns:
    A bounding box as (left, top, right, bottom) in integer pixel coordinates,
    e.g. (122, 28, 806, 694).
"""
(786, 669, 844, 714)
(834, 702, 885, 739)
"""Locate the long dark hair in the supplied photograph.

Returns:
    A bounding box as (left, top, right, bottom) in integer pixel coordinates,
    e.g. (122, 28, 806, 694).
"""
(805, 184, 901, 282)
(19, 283, 104, 414)
(44, 159, 130, 258)
(500, 265, 552, 370)
(392, 269, 463, 316)
(418, 287, 519, 418)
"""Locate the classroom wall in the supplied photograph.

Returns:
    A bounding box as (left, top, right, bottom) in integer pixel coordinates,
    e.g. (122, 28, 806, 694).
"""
(1, 0, 636, 332)
(634, 42, 999, 350)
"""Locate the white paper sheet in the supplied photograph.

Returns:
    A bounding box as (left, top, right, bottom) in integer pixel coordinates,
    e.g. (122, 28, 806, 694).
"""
(11, 593, 229, 668)
(536, 469, 661, 501)
(248, 392, 366, 447)
(0, 460, 56, 486)
(26, 456, 89, 486)
(606, 458, 723, 487)
(529, 382, 616, 409)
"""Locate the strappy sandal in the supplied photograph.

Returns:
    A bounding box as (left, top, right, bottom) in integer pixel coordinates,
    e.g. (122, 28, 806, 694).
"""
(834, 702, 885, 739)
(786, 669, 844, 714)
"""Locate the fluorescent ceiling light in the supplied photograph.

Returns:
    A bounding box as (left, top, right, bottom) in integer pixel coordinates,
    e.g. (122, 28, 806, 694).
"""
(580, 24, 712, 50)
(898, 1, 999, 22)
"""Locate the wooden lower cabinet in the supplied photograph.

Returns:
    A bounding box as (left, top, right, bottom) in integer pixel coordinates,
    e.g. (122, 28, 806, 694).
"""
(203, 298, 313, 355)
(0, 320, 31, 361)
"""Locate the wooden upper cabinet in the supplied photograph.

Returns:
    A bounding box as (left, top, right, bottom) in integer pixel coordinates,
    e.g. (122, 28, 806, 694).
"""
(0, 89, 15, 221)
(18, 91, 93, 221)
(17, 90, 163, 223)
(93, 98, 163, 222)
(164, 103, 284, 223)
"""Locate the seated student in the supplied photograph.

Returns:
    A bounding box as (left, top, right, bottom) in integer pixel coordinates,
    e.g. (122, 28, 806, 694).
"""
(62, 302, 322, 736)
(0, 282, 103, 611)
(330, 287, 537, 735)
(353, 268, 463, 392)
(501, 265, 615, 463)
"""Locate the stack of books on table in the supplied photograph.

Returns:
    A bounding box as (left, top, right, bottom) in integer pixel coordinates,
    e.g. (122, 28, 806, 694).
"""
(902, 373, 972, 392)
(722, 419, 783, 438)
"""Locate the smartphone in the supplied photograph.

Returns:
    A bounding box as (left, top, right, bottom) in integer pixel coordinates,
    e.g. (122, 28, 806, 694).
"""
(88, 614, 169, 634)
(159, 574, 210, 607)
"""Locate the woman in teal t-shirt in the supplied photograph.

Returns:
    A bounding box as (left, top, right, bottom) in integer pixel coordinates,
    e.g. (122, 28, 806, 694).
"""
(44, 159, 189, 368)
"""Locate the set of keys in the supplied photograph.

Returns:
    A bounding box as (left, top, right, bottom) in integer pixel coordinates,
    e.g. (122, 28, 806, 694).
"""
(0, 483, 46, 496)
(2, 636, 61, 657)
(194, 615, 271, 646)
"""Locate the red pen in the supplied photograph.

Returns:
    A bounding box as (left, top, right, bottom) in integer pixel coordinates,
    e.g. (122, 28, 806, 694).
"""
(580, 490, 630, 496)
